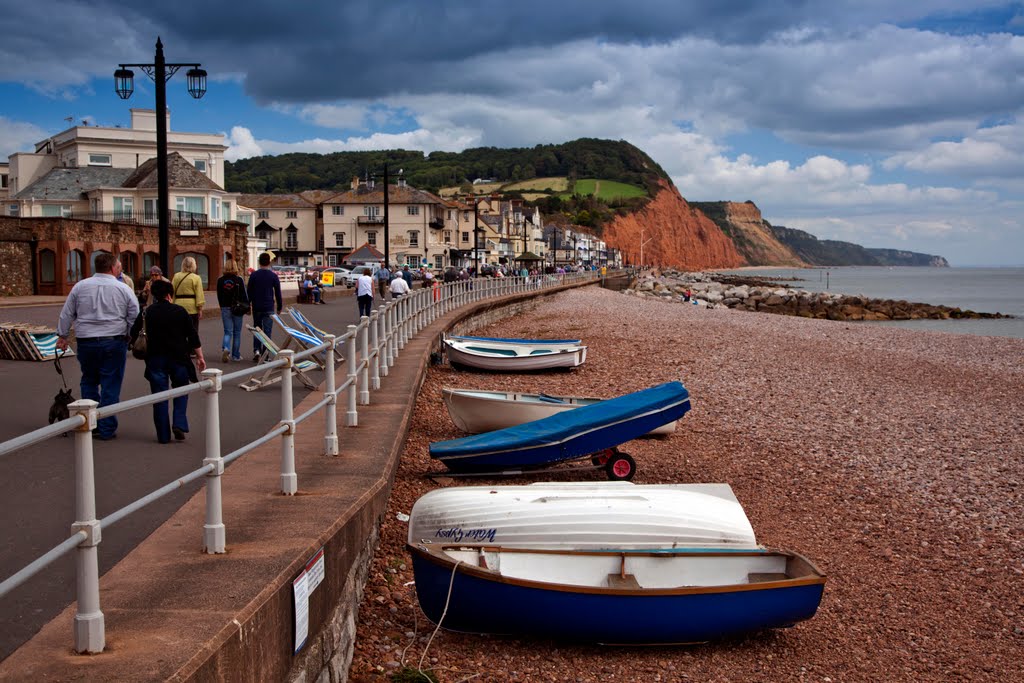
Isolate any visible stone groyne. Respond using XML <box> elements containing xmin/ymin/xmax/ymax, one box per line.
<box><xmin>625</xmin><ymin>270</ymin><xmax>1010</xmax><ymax>321</ymax></box>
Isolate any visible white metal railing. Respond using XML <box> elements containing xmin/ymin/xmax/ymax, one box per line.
<box><xmin>0</xmin><ymin>271</ymin><xmax>596</xmax><ymax>654</ymax></box>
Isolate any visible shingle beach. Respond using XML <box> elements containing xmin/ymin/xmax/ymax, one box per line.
<box><xmin>350</xmin><ymin>285</ymin><xmax>1024</xmax><ymax>682</ymax></box>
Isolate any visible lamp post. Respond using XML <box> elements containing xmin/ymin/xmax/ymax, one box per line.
<box><xmin>115</xmin><ymin>37</ymin><xmax>206</xmax><ymax>276</ymax></box>
<box><xmin>472</xmin><ymin>200</ymin><xmax>480</xmax><ymax>277</ymax></box>
<box><xmin>375</xmin><ymin>163</ymin><xmax>403</xmax><ymax>267</ymax></box>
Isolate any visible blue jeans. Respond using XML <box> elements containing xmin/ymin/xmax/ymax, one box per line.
<box><xmin>146</xmin><ymin>355</ymin><xmax>190</xmax><ymax>443</ymax></box>
<box><xmin>221</xmin><ymin>308</ymin><xmax>244</xmax><ymax>360</ymax></box>
<box><xmin>357</xmin><ymin>295</ymin><xmax>373</xmax><ymax>318</ymax></box>
<box><xmin>76</xmin><ymin>337</ymin><xmax>127</xmax><ymax>439</ymax></box>
<box><xmin>252</xmin><ymin>310</ymin><xmax>274</xmax><ymax>356</ymax></box>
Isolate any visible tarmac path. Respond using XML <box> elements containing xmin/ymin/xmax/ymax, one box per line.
<box><xmin>0</xmin><ymin>287</ymin><xmax>380</xmax><ymax>661</ymax></box>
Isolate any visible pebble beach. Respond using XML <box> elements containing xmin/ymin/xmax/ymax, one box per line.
<box><xmin>349</xmin><ymin>285</ymin><xmax>1024</xmax><ymax>682</ymax></box>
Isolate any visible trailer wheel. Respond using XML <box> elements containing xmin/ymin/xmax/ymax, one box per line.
<box><xmin>591</xmin><ymin>449</ymin><xmax>614</xmax><ymax>467</ymax></box>
<box><xmin>605</xmin><ymin>452</ymin><xmax>636</xmax><ymax>481</ymax></box>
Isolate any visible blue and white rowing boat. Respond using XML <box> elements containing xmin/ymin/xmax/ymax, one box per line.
<box><xmin>443</xmin><ymin>337</ymin><xmax>587</xmax><ymax>372</ymax></box>
<box><xmin>429</xmin><ymin>381</ymin><xmax>692</xmax><ymax>479</ymax></box>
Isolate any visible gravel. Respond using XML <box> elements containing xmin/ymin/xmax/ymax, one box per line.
<box><xmin>349</xmin><ymin>286</ymin><xmax>1024</xmax><ymax>682</ymax></box>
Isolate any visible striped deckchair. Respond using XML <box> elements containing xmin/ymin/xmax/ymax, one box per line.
<box><xmin>0</xmin><ymin>324</ymin><xmax>75</xmax><ymax>361</ymax></box>
<box><xmin>238</xmin><ymin>325</ymin><xmax>320</xmax><ymax>392</ymax></box>
<box><xmin>285</xmin><ymin>307</ymin><xmax>344</xmax><ymax>362</ymax></box>
<box><xmin>269</xmin><ymin>314</ymin><xmax>330</xmax><ymax>369</ymax></box>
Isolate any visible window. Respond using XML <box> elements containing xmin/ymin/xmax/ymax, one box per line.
<box><xmin>328</xmin><ymin>254</ymin><xmax>338</xmax><ymax>267</ymax></box>
<box><xmin>174</xmin><ymin>253</ymin><xmax>209</xmax><ymax>288</ymax></box>
<box><xmin>143</xmin><ymin>198</ymin><xmax>157</xmax><ymax>220</ymax></box>
<box><xmin>42</xmin><ymin>204</ymin><xmax>74</xmax><ymax>217</ymax></box>
<box><xmin>39</xmin><ymin>250</ymin><xmax>56</xmax><ymax>283</ymax></box>
<box><xmin>0</xmin><ymin>174</ymin><xmax>8</xmax><ymax>189</ymax></box>
<box><xmin>121</xmin><ymin>251</ymin><xmax>138</xmax><ymax>280</ymax></box>
<box><xmin>238</xmin><ymin>212</ymin><xmax>253</xmax><ymax>227</ymax></box>
<box><xmin>286</xmin><ymin>210</ymin><xmax>297</xmax><ymax>219</ymax></box>
<box><xmin>88</xmin><ymin>153</ymin><xmax>111</xmax><ymax>167</ymax></box>
<box><xmin>407</xmin><ymin>206</ymin><xmax>420</xmax><ymax>216</ymax></box>
<box><xmin>331</xmin><ymin>206</ymin><xmax>344</xmax><ymax>216</ymax></box>
<box><xmin>443</xmin><ymin>230</ymin><xmax>451</xmax><ymax>242</ymax></box>
<box><xmin>364</xmin><ymin>206</ymin><xmax>380</xmax><ymax>217</ymax></box>
<box><xmin>367</xmin><ymin>231</ymin><xmax>377</xmax><ymax>246</ymax></box>
<box><xmin>175</xmin><ymin>196</ymin><xmax>204</xmax><ymax>214</ymax></box>
<box><xmin>66</xmin><ymin>250</ymin><xmax>84</xmax><ymax>283</ymax></box>
<box><xmin>143</xmin><ymin>252</ymin><xmax>159</xmax><ymax>273</ymax></box>
<box><xmin>8</xmin><ymin>204</ymin><xmax>18</xmax><ymax>217</ymax></box>
<box><xmin>462</xmin><ymin>231</ymin><xmax>469</xmax><ymax>242</ymax></box>
<box><xmin>408</xmin><ymin>231</ymin><xmax>419</xmax><ymax>247</ymax></box>
<box><xmin>210</xmin><ymin>198</ymin><xmax>221</xmax><ymax>221</ymax></box>
<box><xmin>334</xmin><ymin>232</ymin><xmax>345</xmax><ymax>247</ymax></box>
<box><xmin>407</xmin><ymin>255</ymin><xmax>420</xmax><ymax>268</ymax></box>
<box><xmin>258</xmin><ymin>210</ymin><xmax>269</xmax><ymax>219</ymax></box>
<box><xmin>194</xmin><ymin>159</ymin><xmax>207</xmax><ymax>173</ymax></box>
<box><xmin>434</xmin><ymin>255</ymin><xmax>444</xmax><ymax>269</ymax></box>
<box><xmin>222</xmin><ymin>201</ymin><xmax>231</xmax><ymax>221</ymax></box>
<box><xmin>286</xmin><ymin>227</ymin><xmax>298</xmax><ymax>249</ymax></box>
<box><xmin>447</xmin><ymin>210</ymin><xmax>453</xmax><ymax>219</ymax></box>
<box><xmin>113</xmin><ymin>197</ymin><xmax>133</xmax><ymax>218</ymax></box>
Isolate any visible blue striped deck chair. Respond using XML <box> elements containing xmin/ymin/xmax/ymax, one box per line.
<box><xmin>285</xmin><ymin>307</ymin><xmax>344</xmax><ymax>362</ymax></box>
<box><xmin>239</xmin><ymin>325</ymin><xmax>320</xmax><ymax>392</ymax></box>
<box><xmin>270</xmin><ymin>314</ymin><xmax>330</xmax><ymax>369</ymax></box>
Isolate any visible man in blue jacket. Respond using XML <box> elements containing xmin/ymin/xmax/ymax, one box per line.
<box><xmin>246</xmin><ymin>252</ymin><xmax>283</xmax><ymax>362</ymax></box>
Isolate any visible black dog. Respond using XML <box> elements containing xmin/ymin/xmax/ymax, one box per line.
<box><xmin>48</xmin><ymin>388</ymin><xmax>75</xmax><ymax>432</ymax></box>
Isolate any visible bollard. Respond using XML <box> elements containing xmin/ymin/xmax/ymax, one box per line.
<box><xmin>358</xmin><ymin>317</ymin><xmax>370</xmax><ymax>404</ymax></box>
<box><xmin>369</xmin><ymin>311</ymin><xmax>381</xmax><ymax>390</ymax></box>
<box><xmin>279</xmin><ymin>349</ymin><xmax>297</xmax><ymax>495</ymax></box>
<box><xmin>202</xmin><ymin>369</ymin><xmax>226</xmax><ymax>553</ymax></box>
<box><xmin>323</xmin><ymin>335</ymin><xmax>338</xmax><ymax>455</ymax></box>
<box><xmin>69</xmin><ymin>399</ymin><xmax>104</xmax><ymax>654</ymax></box>
<box><xmin>345</xmin><ymin>325</ymin><xmax>358</xmax><ymax>426</ymax></box>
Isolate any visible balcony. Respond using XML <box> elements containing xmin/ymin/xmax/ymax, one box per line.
<box><xmin>428</xmin><ymin>218</ymin><xmax>444</xmax><ymax>229</ymax></box>
<box><xmin>73</xmin><ymin>210</ymin><xmax>218</xmax><ymax>229</ymax></box>
<box><xmin>358</xmin><ymin>216</ymin><xmax>384</xmax><ymax>225</ymax></box>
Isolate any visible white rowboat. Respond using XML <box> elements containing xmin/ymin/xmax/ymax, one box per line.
<box><xmin>443</xmin><ymin>338</ymin><xmax>587</xmax><ymax>371</ymax></box>
<box><xmin>442</xmin><ymin>387</ymin><xmax>678</xmax><ymax>435</ymax></box>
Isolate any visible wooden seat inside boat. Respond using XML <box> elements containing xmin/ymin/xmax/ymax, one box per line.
<box><xmin>607</xmin><ymin>573</ymin><xmax>641</xmax><ymax>589</ymax></box>
<box><xmin>747</xmin><ymin>572</ymin><xmax>788</xmax><ymax>583</ymax></box>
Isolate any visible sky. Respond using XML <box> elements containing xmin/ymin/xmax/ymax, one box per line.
<box><xmin>2</xmin><ymin>1</ymin><xmax>1023</xmax><ymax>266</ymax></box>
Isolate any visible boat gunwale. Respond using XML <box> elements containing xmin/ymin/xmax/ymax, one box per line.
<box><xmin>409</xmin><ymin>543</ymin><xmax>827</xmax><ymax>597</ymax></box>
<box><xmin>444</xmin><ymin>339</ymin><xmax>588</xmax><ymax>358</ymax></box>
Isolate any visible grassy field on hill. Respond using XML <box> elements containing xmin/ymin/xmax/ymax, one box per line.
<box><xmin>441</xmin><ymin>176</ymin><xmax>647</xmax><ymax>202</ymax></box>
<box><xmin>569</xmin><ymin>179</ymin><xmax>647</xmax><ymax>201</ymax></box>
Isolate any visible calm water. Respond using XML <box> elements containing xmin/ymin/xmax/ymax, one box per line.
<box><xmin>719</xmin><ymin>266</ymin><xmax>1024</xmax><ymax>339</ymax></box>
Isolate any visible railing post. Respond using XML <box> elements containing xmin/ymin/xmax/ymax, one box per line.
<box><xmin>399</xmin><ymin>295</ymin><xmax>408</xmax><ymax>349</ymax></box>
<box><xmin>69</xmin><ymin>399</ymin><xmax>104</xmax><ymax>654</ymax></box>
<box><xmin>376</xmin><ymin>308</ymin><xmax>389</xmax><ymax>377</ymax></box>
<box><xmin>201</xmin><ymin>369</ymin><xmax>226</xmax><ymax>554</ymax></box>
<box><xmin>279</xmin><ymin>349</ymin><xmax>297</xmax><ymax>495</ymax></box>
<box><xmin>386</xmin><ymin>301</ymin><xmax>396</xmax><ymax>368</ymax></box>
<box><xmin>369</xmin><ymin>311</ymin><xmax>381</xmax><ymax>390</ymax></box>
<box><xmin>346</xmin><ymin>325</ymin><xmax>358</xmax><ymax>426</ymax></box>
<box><xmin>358</xmin><ymin>317</ymin><xmax>370</xmax><ymax>404</ymax></box>
<box><xmin>323</xmin><ymin>335</ymin><xmax>338</xmax><ymax>455</ymax></box>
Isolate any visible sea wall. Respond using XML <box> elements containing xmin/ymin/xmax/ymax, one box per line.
<box><xmin>627</xmin><ymin>270</ymin><xmax>1008</xmax><ymax>321</ymax></box>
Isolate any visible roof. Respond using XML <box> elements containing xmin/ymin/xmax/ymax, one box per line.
<box><xmin>342</xmin><ymin>243</ymin><xmax>385</xmax><ymax>263</ymax></box>
<box><xmin>299</xmin><ymin>189</ymin><xmax>340</xmax><ymax>205</ymax></box>
<box><xmin>121</xmin><ymin>152</ymin><xmax>223</xmax><ymax>191</ymax></box>
<box><xmin>327</xmin><ymin>183</ymin><xmax>443</xmax><ymax>206</ymax></box>
<box><xmin>236</xmin><ymin>193</ymin><xmax>317</xmax><ymax>209</ymax></box>
<box><xmin>14</xmin><ymin>167</ymin><xmax>133</xmax><ymax>200</ymax></box>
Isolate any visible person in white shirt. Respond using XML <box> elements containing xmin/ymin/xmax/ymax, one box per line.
<box><xmin>389</xmin><ymin>274</ymin><xmax>410</xmax><ymax>298</ymax></box>
<box><xmin>356</xmin><ymin>272</ymin><xmax>374</xmax><ymax>317</ymax></box>
<box><xmin>55</xmin><ymin>253</ymin><xmax>140</xmax><ymax>441</ymax></box>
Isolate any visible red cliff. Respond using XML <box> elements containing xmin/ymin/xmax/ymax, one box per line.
<box><xmin>602</xmin><ymin>180</ymin><xmax>745</xmax><ymax>270</ymax></box>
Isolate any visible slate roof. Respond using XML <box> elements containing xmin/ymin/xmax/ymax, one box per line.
<box><xmin>342</xmin><ymin>243</ymin><xmax>385</xmax><ymax>263</ymax></box>
<box><xmin>121</xmin><ymin>152</ymin><xmax>223</xmax><ymax>190</ymax></box>
<box><xmin>14</xmin><ymin>167</ymin><xmax>133</xmax><ymax>200</ymax></box>
<box><xmin>328</xmin><ymin>184</ymin><xmax>443</xmax><ymax>206</ymax></box>
<box><xmin>299</xmin><ymin>189</ymin><xmax>340</xmax><ymax>205</ymax></box>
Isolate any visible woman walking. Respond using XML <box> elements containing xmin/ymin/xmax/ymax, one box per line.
<box><xmin>130</xmin><ymin>279</ymin><xmax>206</xmax><ymax>443</ymax></box>
<box><xmin>171</xmin><ymin>256</ymin><xmax>205</xmax><ymax>332</ymax></box>
<box><xmin>216</xmin><ymin>259</ymin><xmax>249</xmax><ymax>362</ymax></box>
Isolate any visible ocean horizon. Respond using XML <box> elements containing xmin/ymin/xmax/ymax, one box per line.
<box><xmin>719</xmin><ymin>265</ymin><xmax>1024</xmax><ymax>339</ymax></box>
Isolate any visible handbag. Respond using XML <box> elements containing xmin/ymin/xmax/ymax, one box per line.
<box><xmin>230</xmin><ymin>278</ymin><xmax>249</xmax><ymax>316</ymax></box>
<box><xmin>131</xmin><ymin>310</ymin><xmax>148</xmax><ymax>360</ymax></box>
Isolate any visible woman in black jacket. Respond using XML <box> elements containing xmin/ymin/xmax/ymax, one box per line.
<box><xmin>216</xmin><ymin>259</ymin><xmax>249</xmax><ymax>362</ymax></box>
<box><xmin>131</xmin><ymin>279</ymin><xmax>207</xmax><ymax>443</ymax></box>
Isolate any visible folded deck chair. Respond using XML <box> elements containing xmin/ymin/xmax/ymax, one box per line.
<box><xmin>285</xmin><ymin>307</ymin><xmax>345</xmax><ymax>362</ymax></box>
<box><xmin>270</xmin><ymin>314</ymin><xmax>330</xmax><ymax>369</ymax></box>
<box><xmin>238</xmin><ymin>325</ymin><xmax>321</xmax><ymax>392</ymax></box>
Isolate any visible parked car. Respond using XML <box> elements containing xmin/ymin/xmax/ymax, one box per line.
<box><xmin>343</xmin><ymin>265</ymin><xmax>379</xmax><ymax>288</ymax></box>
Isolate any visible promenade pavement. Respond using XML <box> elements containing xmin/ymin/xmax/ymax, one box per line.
<box><xmin>0</xmin><ymin>283</ymin><xmax>392</xmax><ymax>661</ymax></box>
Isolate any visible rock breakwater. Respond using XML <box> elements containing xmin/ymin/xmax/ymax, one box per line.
<box><xmin>625</xmin><ymin>270</ymin><xmax>1010</xmax><ymax>321</ymax></box>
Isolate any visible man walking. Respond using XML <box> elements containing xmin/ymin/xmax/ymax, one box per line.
<box><xmin>356</xmin><ymin>268</ymin><xmax>374</xmax><ymax>318</ymax></box>
<box><xmin>374</xmin><ymin>264</ymin><xmax>391</xmax><ymax>300</ymax></box>
<box><xmin>55</xmin><ymin>253</ymin><xmax>140</xmax><ymax>441</ymax></box>
<box><xmin>246</xmin><ymin>252</ymin><xmax>283</xmax><ymax>362</ymax></box>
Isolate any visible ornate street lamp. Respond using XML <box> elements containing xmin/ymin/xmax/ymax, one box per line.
<box><xmin>114</xmin><ymin>37</ymin><xmax>207</xmax><ymax>276</ymax></box>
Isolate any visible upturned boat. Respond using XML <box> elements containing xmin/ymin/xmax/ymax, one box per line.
<box><xmin>407</xmin><ymin>482</ymin><xmax>757</xmax><ymax>550</ymax></box>
<box><xmin>408</xmin><ymin>543</ymin><xmax>826</xmax><ymax>644</ymax></box>
<box><xmin>443</xmin><ymin>338</ymin><xmax>587</xmax><ymax>372</ymax></box>
<box><xmin>442</xmin><ymin>387</ymin><xmax>677</xmax><ymax>435</ymax></box>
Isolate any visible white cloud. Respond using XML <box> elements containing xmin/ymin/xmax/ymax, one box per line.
<box><xmin>884</xmin><ymin>121</ymin><xmax>1024</xmax><ymax>177</ymax></box>
<box><xmin>224</xmin><ymin>126</ymin><xmax>263</xmax><ymax>161</ymax></box>
<box><xmin>0</xmin><ymin>117</ymin><xmax>49</xmax><ymax>158</ymax></box>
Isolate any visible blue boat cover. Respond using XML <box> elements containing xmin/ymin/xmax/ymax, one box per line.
<box><xmin>451</xmin><ymin>335</ymin><xmax>583</xmax><ymax>345</ymax></box>
<box><xmin>430</xmin><ymin>381</ymin><xmax>691</xmax><ymax>470</ymax></box>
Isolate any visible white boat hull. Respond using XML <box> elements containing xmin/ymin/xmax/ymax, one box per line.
<box><xmin>444</xmin><ymin>339</ymin><xmax>587</xmax><ymax>371</ymax></box>
<box><xmin>407</xmin><ymin>482</ymin><xmax>759</xmax><ymax>550</ymax></box>
<box><xmin>442</xmin><ymin>388</ymin><xmax>677</xmax><ymax>435</ymax></box>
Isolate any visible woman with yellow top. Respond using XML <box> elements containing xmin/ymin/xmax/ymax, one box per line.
<box><xmin>171</xmin><ymin>256</ymin><xmax>205</xmax><ymax>332</ymax></box>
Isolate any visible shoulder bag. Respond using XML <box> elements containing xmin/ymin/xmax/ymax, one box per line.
<box><xmin>131</xmin><ymin>309</ymin><xmax>148</xmax><ymax>360</ymax></box>
<box><xmin>231</xmin><ymin>278</ymin><xmax>250</xmax><ymax>317</ymax></box>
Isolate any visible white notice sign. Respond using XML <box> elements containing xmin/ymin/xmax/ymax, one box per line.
<box><xmin>306</xmin><ymin>547</ymin><xmax>325</xmax><ymax>593</ymax></box>
<box><xmin>293</xmin><ymin>571</ymin><xmax>309</xmax><ymax>653</ymax></box>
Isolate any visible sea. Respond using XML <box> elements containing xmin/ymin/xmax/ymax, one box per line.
<box><xmin>718</xmin><ymin>266</ymin><xmax>1024</xmax><ymax>340</ymax></box>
